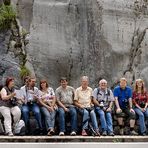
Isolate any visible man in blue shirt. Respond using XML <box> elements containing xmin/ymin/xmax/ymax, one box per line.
<box><xmin>114</xmin><ymin>78</ymin><xmax>138</xmax><ymax>135</ymax></box>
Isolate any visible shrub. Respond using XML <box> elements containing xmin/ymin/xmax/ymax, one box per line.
<box><xmin>20</xmin><ymin>65</ymin><xmax>30</xmax><ymax>79</ymax></box>
<box><xmin>0</xmin><ymin>4</ymin><xmax>16</xmax><ymax>30</ymax></box>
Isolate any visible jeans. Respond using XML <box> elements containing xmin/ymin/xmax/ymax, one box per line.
<box><xmin>41</xmin><ymin>107</ymin><xmax>56</xmax><ymax>130</ymax></box>
<box><xmin>21</xmin><ymin>103</ymin><xmax>43</xmax><ymax>129</ymax></box>
<box><xmin>134</xmin><ymin>107</ymin><xmax>148</xmax><ymax>134</ymax></box>
<box><xmin>58</xmin><ymin>106</ymin><xmax>77</xmax><ymax>132</ymax></box>
<box><xmin>95</xmin><ymin>107</ymin><xmax>113</xmax><ymax>133</ymax></box>
<box><xmin>78</xmin><ymin>108</ymin><xmax>99</xmax><ymax>130</ymax></box>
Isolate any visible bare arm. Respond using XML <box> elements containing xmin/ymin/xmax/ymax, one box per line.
<box><xmin>50</xmin><ymin>96</ymin><xmax>56</xmax><ymax>107</ymax></box>
<box><xmin>108</xmin><ymin>101</ymin><xmax>113</xmax><ymax>109</ymax></box>
<box><xmin>57</xmin><ymin>100</ymin><xmax>68</xmax><ymax>112</ymax></box>
<box><xmin>74</xmin><ymin>100</ymin><xmax>84</xmax><ymax>109</ymax></box>
<box><xmin>39</xmin><ymin>99</ymin><xmax>49</xmax><ymax>108</ymax></box>
<box><xmin>114</xmin><ymin>97</ymin><xmax>122</xmax><ymax>113</ymax></box>
<box><xmin>92</xmin><ymin>98</ymin><xmax>100</xmax><ymax>106</ymax></box>
<box><xmin>129</xmin><ymin>98</ymin><xmax>135</xmax><ymax>112</ymax></box>
<box><xmin>1</xmin><ymin>88</ymin><xmax>16</xmax><ymax>101</ymax></box>
<box><xmin>114</xmin><ymin>97</ymin><xmax>120</xmax><ymax>109</ymax></box>
<box><xmin>39</xmin><ymin>99</ymin><xmax>54</xmax><ymax>112</ymax></box>
<box><xmin>129</xmin><ymin>98</ymin><xmax>133</xmax><ymax>109</ymax></box>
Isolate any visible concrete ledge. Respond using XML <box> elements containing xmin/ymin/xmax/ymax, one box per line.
<box><xmin>0</xmin><ymin>136</ymin><xmax>148</xmax><ymax>142</ymax></box>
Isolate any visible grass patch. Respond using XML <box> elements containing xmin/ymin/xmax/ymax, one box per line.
<box><xmin>20</xmin><ymin>65</ymin><xmax>30</xmax><ymax>79</ymax></box>
<box><xmin>0</xmin><ymin>4</ymin><xmax>16</xmax><ymax>30</ymax></box>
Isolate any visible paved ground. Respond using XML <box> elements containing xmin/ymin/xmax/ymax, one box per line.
<box><xmin>0</xmin><ymin>136</ymin><xmax>147</xmax><ymax>142</ymax></box>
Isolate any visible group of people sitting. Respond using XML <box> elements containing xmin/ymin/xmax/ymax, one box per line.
<box><xmin>0</xmin><ymin>76</ymin><xmax>147</xmax><ymax>136</ymax></box>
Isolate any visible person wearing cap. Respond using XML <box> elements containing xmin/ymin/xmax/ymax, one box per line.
<box><xmin>0</xmin><ymin>77</ymin><xmax>21</xmax><ymax>136</ymax></box>
<box><xmin>113</xmin><ymin>77</ymin><xmax>138</xmax><ymax>135</ymax></box>
<box><xmin>55</xmin><ymin>77</ymin><xmax>77</xmax><ymax>136</ymax></box>
<box><xmin>133</xmin><ymin>79</ymin><xmax>148</xmax><ymax>135</ymax></box>
<box><xmin>92</xmin><ymin>79</ymin><xmax>114</xmax><ymax>136</ymax></box>
<box><xmin>74</xmin><ymin>76</ymin><xmax>100</xmax><ymax>136</ymax></box>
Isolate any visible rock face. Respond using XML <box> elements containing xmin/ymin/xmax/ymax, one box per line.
<box><xmin>1</xmin><ymin>0</ymin><xmax>148</xmax><ymax>89</ymax></box>
<box><xmin>0</xmin><ymin>29</ymin><xmax>21</xmax><ymax>86</ymax></box>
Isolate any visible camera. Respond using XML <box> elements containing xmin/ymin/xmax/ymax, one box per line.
<box><xmin>10</xmin><ymin>97</ymin><xmax>17</xmax><ymax>106</ymax></box>
<box><xmin>99</xmin><ymin>100</ymin><xmax>106</xmax><ymax>110</ymax></box>
<box><xmin>99</xmin><ymin>101</ymin><xmax>104</xmax><ymax>108</ymax></box>
<box><xmin>139</xmin><ymin>101</ymin><xmax>145</xmax><ymax>108</ymax></box>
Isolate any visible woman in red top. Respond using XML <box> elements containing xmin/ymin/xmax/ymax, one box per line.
<box><xmin>133</xmin><ymin>79</ymin><xmax>148</xmax><ymax>135</ymax></box>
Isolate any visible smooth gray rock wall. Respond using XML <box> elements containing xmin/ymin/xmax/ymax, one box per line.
<box><xmin>0</xmin><ymin>0</ymin><xmax>148</xmax><ymax>89</ymax></box>
<box><xmin>26</xmin><ymin>0</ymin><xmax>148</xmax><ymax>89</ymax></box>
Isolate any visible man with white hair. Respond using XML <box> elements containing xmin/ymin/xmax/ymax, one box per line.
<box><xmin>114</xmin><ymin>77</ymin><xmax>138</xmax><ymax>135</ymax></box>
<box><xmin>93</xmin><ymin>79</ymin><xmax>114</xmax><ymax>136</ymax></box>
<box><xmin>74</xmin><ymin>76</ymin><xmax>100</xmax><ymax>136</ymax></box>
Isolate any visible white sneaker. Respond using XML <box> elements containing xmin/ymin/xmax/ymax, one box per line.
<box><xmin>59</xmin><ymin>132</ymin><xmax>64</xmax><ymax>136</ymax></box>
<box><xmin>7</xmin><ymin>132</ymin><xmax>14</xmax><ymax>136</ymax></box>
<box><xmin>70</xmin><ymin>131</ymin><xmax>76</xmax><ymax>136</ymax></box>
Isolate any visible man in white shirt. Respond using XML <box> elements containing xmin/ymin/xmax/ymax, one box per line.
<box><xmin>74</xmin><ymin>76</ymin><xmax>100</xmax><ymax>136</ymax></box>
<box><xmin>21</xmin><ymin>77</ymin><xmax>43</xmax><ymax>134</ymax></box>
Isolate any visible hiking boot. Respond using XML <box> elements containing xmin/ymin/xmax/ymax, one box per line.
<box><xmin>130</xmin><ymin>130</ymin><xmax>138</xmax><ymax>136</ymax></box>
<box><xmin>70</xmin><ymin>131</ymin><xmax>76</xmax><ymax>136</ymax></box>
<box><xmin>81</xmin><ymin>129</ymin><xmax>88</xmax><ymax>136</ymax></box>
<box><xmin>108</xmin><ymin>132</ymin><xmax>115</xmax><ymax>136</ymax></box>
<box><xmin>119</xmin><ymin>128</ymin><xmax>124</xmax><ymax>135</ymax></box>
<box><xmin>102</xmin><ymin>131</ymin><xmax>107</xmax><ymax>136</ymax></box>
<box><xmin>59</xmin><ymin>132</ymin><xmax>65</xmax><ymax>136</ymax></box>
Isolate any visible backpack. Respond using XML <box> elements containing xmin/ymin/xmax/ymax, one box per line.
<box><xmin>82</xmin><ymin>109</ymin><xmax>99</xmax><ymax>136</ymax></box>
<box><xmin>87</xmin><ymin>122</ymin><xmax>98</xmax><ymax>136</ymax></box>
<box><xmin>97</xmin><ymin>88</ymin><xmax>110</xmax><ymax>96</ymax></box>
<box><xmin>14</xmin><ymin>120</ymin><xmax>26</xmax><ymax>136</ymax></box>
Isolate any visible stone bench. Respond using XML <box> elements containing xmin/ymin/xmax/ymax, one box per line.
<box><xmin>0</xmin><ymin>135</ymin><xmax>147</xmax><ymax>142</ymax></box>
<box><xmin>0</xmin><ymin>110</ymin><xmax>146</xmax><ymax>136</ymax></box>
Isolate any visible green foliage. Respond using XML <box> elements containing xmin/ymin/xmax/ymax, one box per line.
<box><xmin>20</xmin><ymin>65</ymin><xmax>30</xmax><ymax>79</ymax></box>
<box><xmin>0</xmin><ymin>4</ymin><xmax>16</xmax><ymax>30</ymax></box>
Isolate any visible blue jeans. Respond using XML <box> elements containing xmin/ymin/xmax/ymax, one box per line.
<box><xmin>58</xmin><ymin>106</ymin><xmax>77</xmax><ymax>132</ymax></box>
<box><xmin>95</xmin><ymin>107</ymin><xmax>113</xmax><ymax>133</ymax></box>
<box><xmin>134</xmin><ymin>107</ymin><xmax>148</xmax><ymax>134</ymax></box>
<box><xmin>78</xmin><ymin>108</ymin><xmax>99</xmax><ymax>130</ymax></box>
<box><xmin>41</xmin><ymin>107</ymin><xmax>56</xmax><ymax>131</ymax></box>
<box><xmin>21</xmin><ymin>103</ymin><xmax>43</xmax><ymax>129</ymax></box>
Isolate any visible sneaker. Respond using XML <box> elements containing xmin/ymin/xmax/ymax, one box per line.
<box><xmin>108</xmin><ymin>132</ymin><xmax>115</xmax><ymax>136</ymax></box>
<box><xmin>102</xmin><ymin>131</ymin><xmax>107</xmax><ymax>136</ymax></box>
<box><xmin>6</xmin><ymin>132</ymin><xmax>14</xmax><ymax>136</ymax></box>
<box><xmin>130</xmin><ymin>130</ymin><xmax>138</xmax><ymax>136</ymax></box>
<box><xmin>119</xmin><ymin>128</ymin><xmax>124</xmax><ymax>135</ymax></box>
<box><xmin>81</xmin><ymin>129</ymin><xmax>88</xmax><ymax>136</ymax></box>
<box><xmin>70</xmin><ymin>131</ymin><xmax>76</xmax><ymax>136</ymax></box>
<box><xmin>95</xmin><ymin>129</ymin><xmax>100</xmax><ymax>136</ymax></box>
<box><xmin>47</xmin><ymin>129</ymin><xmax>55</xmax><ymax>136</ymax></box>
<box><xmin>59</xmin><ymin>132</ymin><xmax>65</xmax><ymax>136</ymax></box>
<box><xmin>141</xmin><ymin>132</ymin><xmax>146</xmax><ymax>136</ymax></box>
